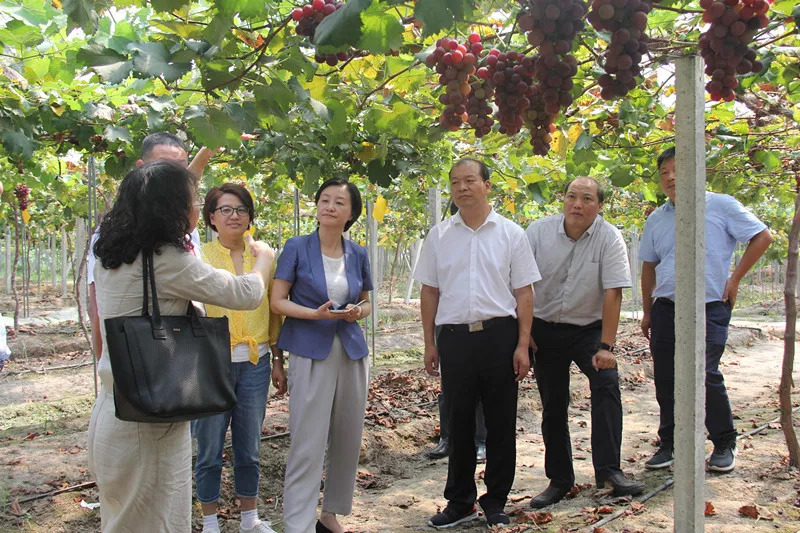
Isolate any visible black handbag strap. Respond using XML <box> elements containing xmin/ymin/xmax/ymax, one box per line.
<box><xmin>142</xmin><ymin>248</ymin><xmax>206</xmax><ymax>340</ymax></box>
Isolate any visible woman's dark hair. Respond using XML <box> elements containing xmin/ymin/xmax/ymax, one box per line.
<box><xmin>203</xmin><ymin>183</ymin><xmax>255</xmax><ymax>232</ymax></box>
<box><xmin>94</xmin><ymin>160</ymin><xmax>196</xmax><ymax>270</ymax></box>
<box><xmin>314</xmin><ymin>178</ymin><xmax>362</xmax><ymax>232</ymax></box>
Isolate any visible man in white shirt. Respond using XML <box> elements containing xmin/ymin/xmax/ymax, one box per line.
<box><xmin>88</xmin><ymin>133</ymin><xmax>215</xmax><ymax>358</ymax></box>
<box><xmin>526</xmin><ymin>177</ymin><xmax>644</xmax><ymax>509</ymax></box>
<box><xmin>413</xmin><ymin>158</ymin><xmax>540</xmax><ymax>529</ymax></box>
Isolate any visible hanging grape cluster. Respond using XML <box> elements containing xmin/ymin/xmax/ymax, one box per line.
<box><xmin>427</xmin><ymin>35</ymin><xmax>485</xmax><ymax>132</ymax></box>
<box><xmin>291</xmin><ymin>0</ymin><xmax>350</xmax><ymax>66</ymax></box>
<box><xmin>484</xmin><ymin>49</ymin><xmax>536</xmax><ymax>136</ymax></box>
<box><xmin>517</xmin><ymin>0</ymin><xmax>586</xmax><ymax>153</ymax></box>
<box><xmin>698</xmin><ymin>0</ymin><xmax>768</xmax><ymax>101</ymax></box>
<box><xmin>14</xmin><ymin>184</ymin><xmax>30</xmax><ymax>211</ymax></box>
<box><xmin>587</xmin><ymin>0</ymin><xmax>654</xmax><ymax>99</ymax></box>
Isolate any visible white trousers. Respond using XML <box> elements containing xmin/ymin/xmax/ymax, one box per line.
<box><xmin>282</xmin><ymin>336</ymin><xmax>369</xmax><ymax>533</ymax></box>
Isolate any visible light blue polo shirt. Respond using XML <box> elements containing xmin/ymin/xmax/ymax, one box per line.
<box><xmin>639</xmin><ymin>192</ymin><xmax>767</xmax><ymax>303</ymax></box>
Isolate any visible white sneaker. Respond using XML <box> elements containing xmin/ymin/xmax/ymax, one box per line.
<box><xmin>240</xmin><ymin>520</ymin><xmax>278</xmax><ymax>533</ymax></box>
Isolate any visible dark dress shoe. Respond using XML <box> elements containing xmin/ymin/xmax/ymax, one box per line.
<box><xmin>529</xmin><ymin>484</ymin><xmax>571</xmax><ymax>508</ymax></box>
<box><xmin>426</xmin><ymin>437</ymin><xmax>449</xmax><ymax>459</ymax></box>
<box><xmin>315</xmin><ymin>520</ymin><xmax>352</xmax><ymax>533</ymax></box>
<box><xmin>603</xmin><ymin>470</ymin><xmax>645</xmax><ymax>497</ymax></box>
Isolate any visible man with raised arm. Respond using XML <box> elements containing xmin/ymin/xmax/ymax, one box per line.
<box><xmin>88</xmin><ymin>133</ymin><xmax>216</xmax><ymax>358</ymax></box>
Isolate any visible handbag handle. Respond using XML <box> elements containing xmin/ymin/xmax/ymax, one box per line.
<box><xmin>142</xmin><ymin>249</ymin><xmax>207</xmax><ymax>340</ymax></box>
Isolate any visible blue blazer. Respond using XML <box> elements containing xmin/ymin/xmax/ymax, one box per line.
<box><xmin>274</xmin><ymin>230</ymin><xmax>373</xmax><ymax>360</ymax></box>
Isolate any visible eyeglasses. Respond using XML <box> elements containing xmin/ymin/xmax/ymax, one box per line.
<box><xmin>213</xmin><ymin>206</ymin><xmax>250</xmax><ymax>217</ymax></box>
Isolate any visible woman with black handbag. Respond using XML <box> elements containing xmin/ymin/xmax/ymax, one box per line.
<box><xmin>88</xmin><ymin>160</ymin><xmax>275</xmax><ymax>532</ymax></box>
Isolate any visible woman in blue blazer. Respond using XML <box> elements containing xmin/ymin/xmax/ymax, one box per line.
<box><xmin>270</xmin><ymin>178</ymin><xmax>373</xmax><ymax>533</ymax></box>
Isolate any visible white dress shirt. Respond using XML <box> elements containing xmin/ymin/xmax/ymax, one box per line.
<box><xmin>413</xmin><ymin>208</ymin><xmax>541</xmax><ymax>325</ymax></box>
<box><xmin>526</xmin><ymin>214</ymin><xmax>631</xmax><ymax>326</ymax></box>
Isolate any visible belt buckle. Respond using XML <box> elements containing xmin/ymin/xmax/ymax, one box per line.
<box><xmin>468</xmin><ymin>320</ymin><xmax>484</xmax><ymax>332</ymax></box>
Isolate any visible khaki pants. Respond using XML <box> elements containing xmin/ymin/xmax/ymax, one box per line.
<box><xmin>88</xmin><ymin>390</ymin><xmax>191</xmax><ymax>533</ymax></box>
<box><xmin>282</xmin><ymin>336</ymin><xmax>369</xmax><ymax>533</ymax></box>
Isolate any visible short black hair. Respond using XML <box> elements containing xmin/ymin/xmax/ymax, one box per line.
<box><xmin>449</xmin><ymin>158</ymin><xmax>491</xmax><ymax>182</ymax></box>
<box><xmin>564</xmin><ymin>177</ymin><xmax>605</xmax><ymax>203</ymax></box>
<box><xmin>141</xmin><ymin>133</ymin><xmax>186</xmax><ymax>159</ymax></box>
<box><xmin>94</xmin><ymin>160</ymin><xmax>196</xmax><ymax>270</ymax></box>
<box><xmin>314</xmin><ymin>178</ymin><xmax>363</xmax><ymax>232</ymax></box>
<box><xmin>203</xmin><ymin>183</ymin><xmax>256</xmax><ymax>232</ymax></box>
<box><xmin>657</xmin><ymin>146</ymin><xmax>675</xmax><ymax>170</ymax></box>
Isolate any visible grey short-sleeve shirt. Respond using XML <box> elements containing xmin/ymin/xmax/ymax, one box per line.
<box><xmin>526</xmin><ymin>214</ymin><xmax>631</xmax><ymax>326</ymax></box>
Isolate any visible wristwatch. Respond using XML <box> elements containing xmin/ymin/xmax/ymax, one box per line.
<box><xmin>599</xmin><ymin>342</ymin><xmax>615</xmax><ymax>352</ymax></box>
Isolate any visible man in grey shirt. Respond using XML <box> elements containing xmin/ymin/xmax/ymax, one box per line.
<box><xmin>526</xmin><ymin>177</ymin><xmax>644</xmax><ymax>509</ymax></box>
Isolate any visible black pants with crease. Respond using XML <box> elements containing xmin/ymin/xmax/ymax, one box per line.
<box><xmin>438</xmin><ymin>316</ymin><xmax>519</xmax><ymax>514</ymax></box>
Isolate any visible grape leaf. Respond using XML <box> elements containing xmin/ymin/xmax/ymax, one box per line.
<box><xmin>358</xmin><ymin>1</ymin><xmax>404</xmax><ymax>54</ymax></box>
<box><xmin>128</xmin><ymin>41</ymin><xmax>191</xmax><ymax>82</ymax></box>
<box><xmin>314</xmin><ymin>0</ymin><xmax>372</xmax><ymax>52</ymax></box>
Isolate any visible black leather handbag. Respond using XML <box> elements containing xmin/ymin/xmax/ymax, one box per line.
<box><xmin>105</xmin><ymin>250</ymin><xmax>236</xmax><ymax>423</ymax></box>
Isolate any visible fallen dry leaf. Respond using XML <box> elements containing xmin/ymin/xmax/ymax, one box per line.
<box><xmin>739</xmin><ymin>504</ymin><xmax>759</xmax><ymax>519</ymax></box>
<box><xmin>9</xmin><ymin>499</ymin><xmax>24</xmax><ymax>516</ymax></box>
<box><xmin>705</xmin><ymin>501</ymin><xmax>717</xmax><ymax>516</ymax></box>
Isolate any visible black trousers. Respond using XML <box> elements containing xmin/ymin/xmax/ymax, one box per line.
<box><xmin>438</xmin><ymin>316</ymin><xmax>519</xmax><ymax>513</ymax></box>
<box><xmin>532</xmin><ymin>318</ymin><xmax>623</xmax><ymax>488</ymax></box>
<box><xmin>438</xmin><ymin>391</ymin><xmax>487</xmax><ymax>445</ymax></box>
<box><xmin>650</xmin><ymin>298</ymin><xmax>737</xmax><ymax>448</ymax></box>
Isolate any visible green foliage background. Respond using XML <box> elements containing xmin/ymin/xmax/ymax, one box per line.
<box><xmin>0</xmin><ymin>0</ymin><xmax>797</xmax><ymax>257</ymax></box>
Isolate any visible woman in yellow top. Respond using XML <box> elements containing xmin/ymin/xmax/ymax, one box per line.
<box><xmin>195</xmin><ymin>183</ymin><xmax>287</xmax><ymax>533</ymax></box>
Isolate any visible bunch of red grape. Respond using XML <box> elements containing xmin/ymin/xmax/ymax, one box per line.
<box><xmin>517</xmin><ymin>0</ymin><xmax>588</xmax><ymax>53</ymax></box>
<box><xmin>14</xmin><ymin>184</ymin><xmax>29</xmax><ymax>211</ymax></box>
<box><xmin>466</xmin><ymin>78</ymin><xmax>495</xmax><ymax>138</ymax></box>
<box><xmin>291</xmin><ymin>0</ymin><xmax>349</xmax><ymax>66</ymax></box>
<box><xmin>587</xmin><ymin>0</ymin><xmax>653</xmax><ymax>99</ymax></box>
<box><xmin>698</xmin><ymin>0</ymin><xmax>768</xmax><ymax>101</ymax></box>
<box><xmin>523</xmin><ymin>85</ymin><xmax>558</xmax><ymax>156</ymax></box>
<box><xmin>482</xmin><ymin>49</ymin><xmax>536</xmax><ymax>135</ymax></box>
<box><xmin>427</xmin><ymin>34</ymin><xmax>484</xmax><ymax>132</ymax></box>
<box><xmin>532</xmin><ymin>54</ymin><xmax>578</xmax><ymax>115</ymax></box>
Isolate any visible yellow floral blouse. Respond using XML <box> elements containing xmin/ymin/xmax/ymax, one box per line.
<box><xmin>200</xmin><ymin>238</ymin><xmax>283</xmax><ymax>364</ymax></box>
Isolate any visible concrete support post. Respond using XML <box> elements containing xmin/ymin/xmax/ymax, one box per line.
<box><xmin>366</xmin><ymin>201</ymin><xmax>378</xmax><ymax>366</ymax></box>
<box><xmin>75</xmin><ymin>218</ymin><xmax>88</xmax><ymax>325</ymax></box>
<box><xmin>60</xmin><ymin>227</ymin><xmax>68</xmax><ymax>296</ymax></box>
<box><xmin>630</xmin><ymin>232</ymin><xmax>639</xmax><ymax>320</ymax></box>
<box><xmin>50</xmin><ymin>233</ymin><xmax>56</xmax><ymax>287</ymax></box>
<box><xmin>404</xmin><ymin>239</ymin><xmax>423</xmax><ymax>303</ymax></box>
<box><xmin>673</xmin><ymin>55</ymin><xmax>706</xmax><ymax>533</ymax></box>
<box><xmin>293</xmin><ymin>187</ymin><xmax>300</xmax><ymax>237</ymax></box>
<box><xmin>4</xmin><ymin>228</ymin><xmax>10</xmax><ymax>294</ymax></box>
<box><xmin>427</xmin><ymin>187</ymin><xmax>441</xmax><ymax>229</ymax></box>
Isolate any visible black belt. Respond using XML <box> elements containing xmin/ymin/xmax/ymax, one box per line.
<box><xmin>442</xmin><ymin>315</ymin><xmax>514</xmax><ymax>333</ymax></box>
<box><xmin>533</xmin><ymin>318</ymin><xmax>602</xmax><ymax>330</ymax></box>
<box><xmin>655</xmin><ymin>298</ymin><xmax>729</xmax><ymax>309</ymax></box>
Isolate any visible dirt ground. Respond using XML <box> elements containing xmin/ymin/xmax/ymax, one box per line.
<box><xmin>1</xmin><ymin>299</ymin><xmax>800</xmax><ymax>533</ymax></box>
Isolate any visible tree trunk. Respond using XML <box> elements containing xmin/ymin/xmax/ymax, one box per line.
<box><xmin>11</xmin><ymin>206</ymin><xmax>20</xmax><ymax>332</ymax></box>
<box><xmin>780</xmin><ymin>186</ymin><xmax>800</xmax><ymax>467</ymax></box>
<box><xmin>387</xmin><ymin>239</ymin><xmax>403</xmax><ymax>304</ymax></box>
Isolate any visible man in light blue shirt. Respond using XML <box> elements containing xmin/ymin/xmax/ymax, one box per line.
<box><xmin>639</xmin><ymin>146</ymin><xmax>773</xmax><ymax>473</ymax></box>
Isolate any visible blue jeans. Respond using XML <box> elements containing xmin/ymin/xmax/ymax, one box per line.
<box><xmin>195</xmin><ymin>356</ymin><xmax>270</xmax><ymax>503</ymax></box>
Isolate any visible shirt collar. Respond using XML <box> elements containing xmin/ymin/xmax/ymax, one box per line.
<box><xmin>663</xmin><ymin>191</ymin><xmax>711</xmax><ymax>211</ymax></box>
<box><xmin>557</xmin><ymin>214</ymin><xmax>601</xmax><ymax>240</ymax></box>
<box><xmin>453</xmin><ymin>206</ymin><xmax>498</xmax><ymax>230</ymax></box>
